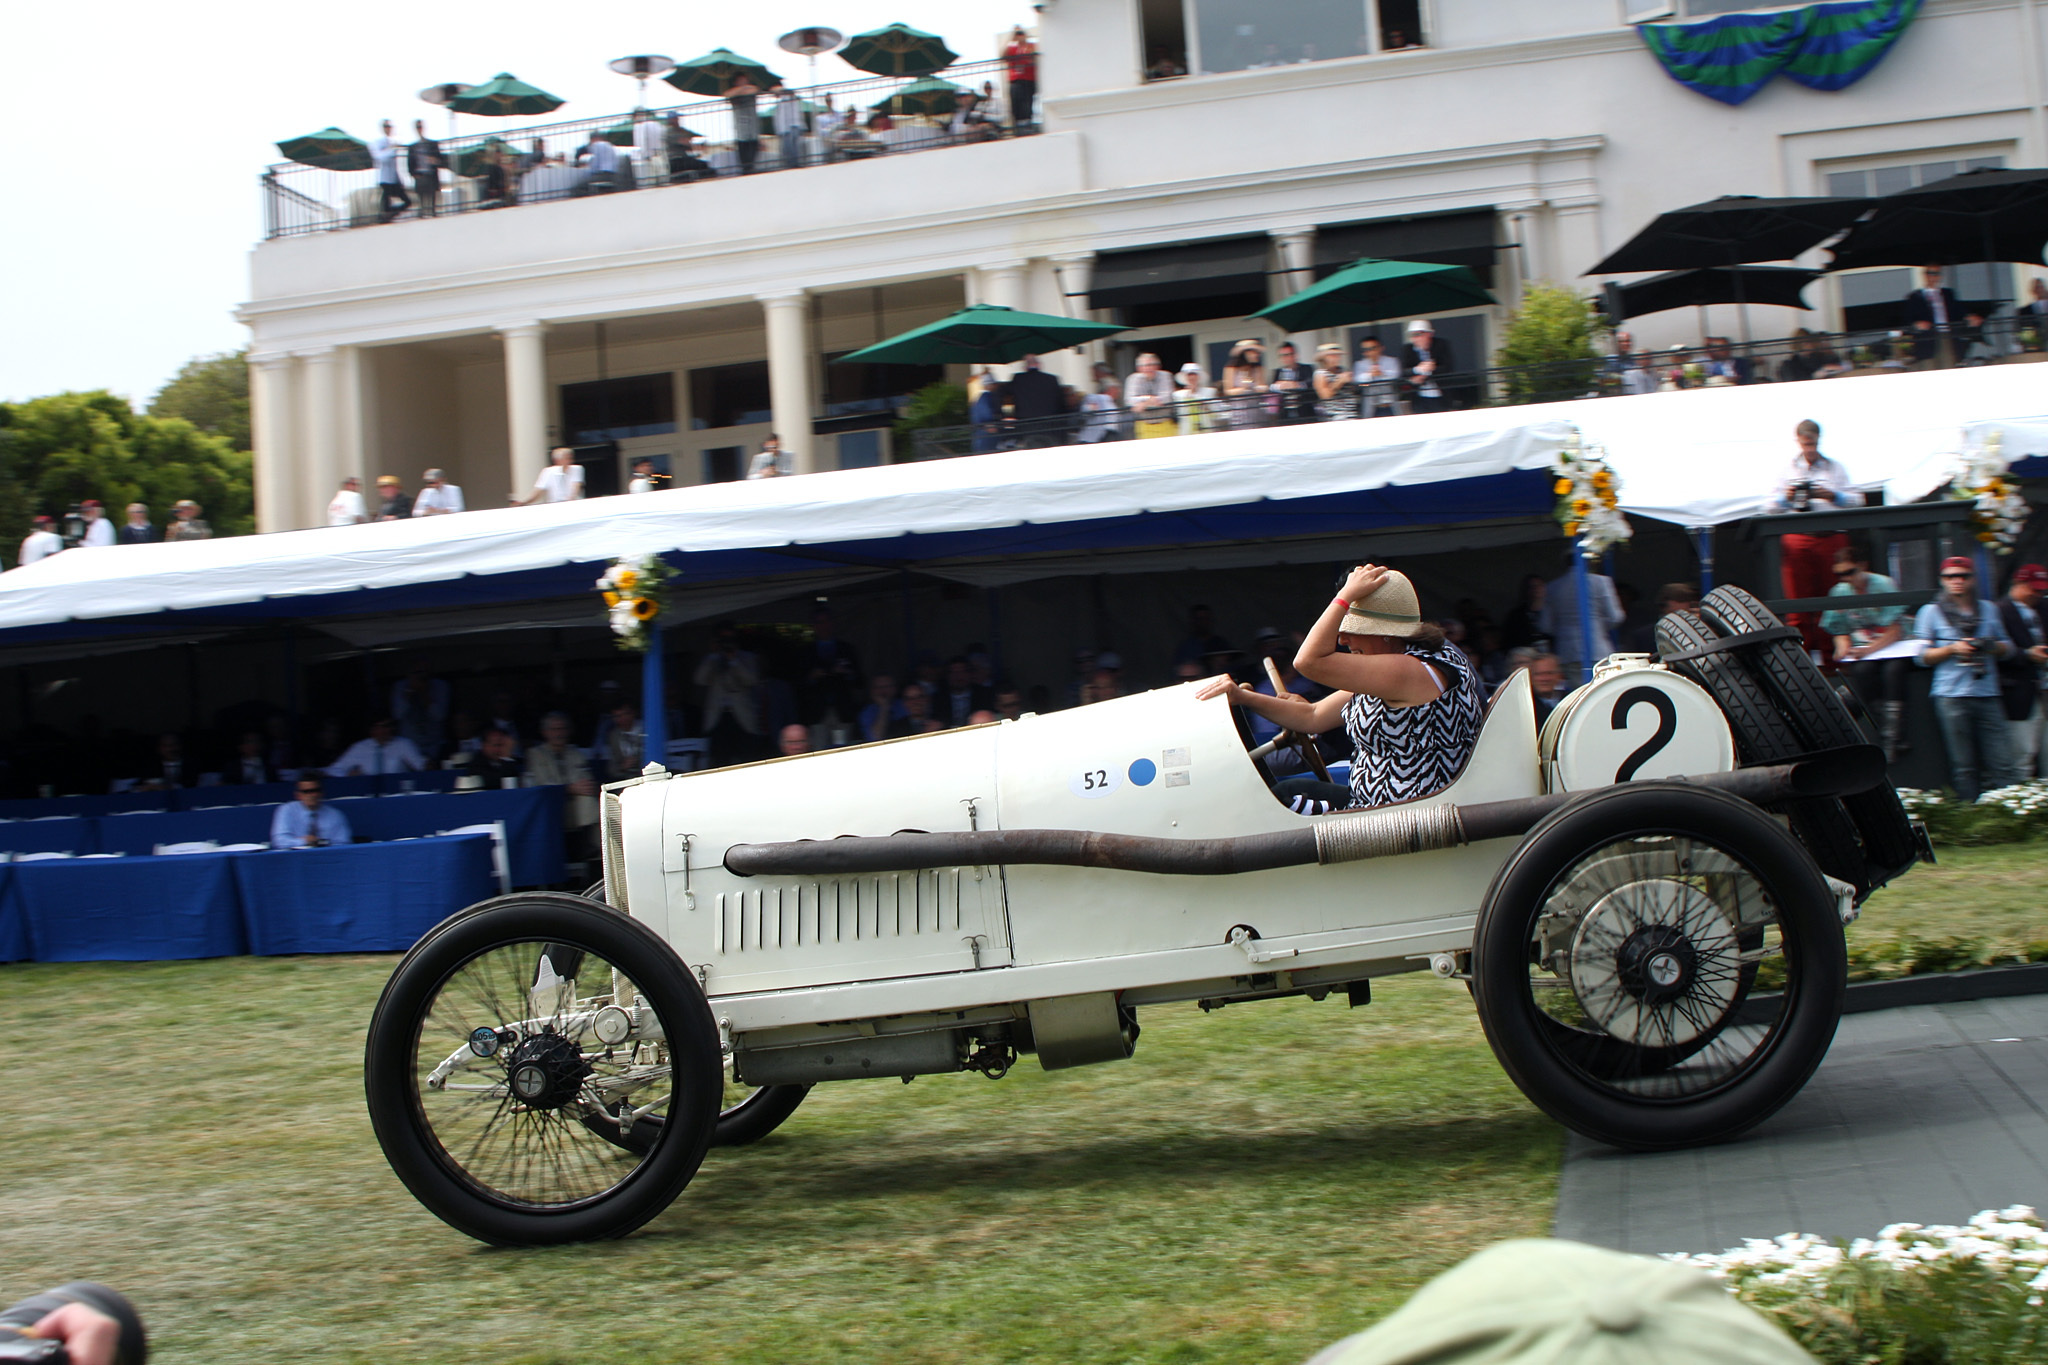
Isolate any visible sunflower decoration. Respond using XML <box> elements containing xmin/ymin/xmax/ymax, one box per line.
<box><xmin>1951</xmin><ymin>429</ymin><xmax>2028</xmax><ymax>553</ymax></box>
<box><xmin>595</xmin><ymin>554</ymin><xmax>676</xmax><ymax>652</ymax></box>
<box><xmin>1549</xmin><ymin>426</ymin><xmax>1632</xmax><ymax>556</ymax></box>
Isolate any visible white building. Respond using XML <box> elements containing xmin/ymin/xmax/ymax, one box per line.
<box><xmin>239</xmin><ymin>0</ymin><xmax>2048</xmax><ymax>531</ymax></box>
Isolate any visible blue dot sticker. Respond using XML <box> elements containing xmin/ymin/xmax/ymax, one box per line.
<box><xmin>1128</xmin><ymin>758</ymin><xmax>1157</xmax><ymax>787</ymax></box>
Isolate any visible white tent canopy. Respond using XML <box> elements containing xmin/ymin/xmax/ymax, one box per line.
<box><xmin>2</xmin><ymin>362</ymin><xmax>2042</xmax><ymax>638</ymax></box>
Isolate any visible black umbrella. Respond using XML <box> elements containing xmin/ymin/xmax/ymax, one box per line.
<box><xmin>1588</xmin><ymin>195</ymin><xmax>1868</xmax><ymax>274</ymax></box>
<box><xmin>1588</xmin><ymin>195</ymin><xmax>1866</xmax><ymax>339</ymax></box>
<box><xmin>1612</xmin><ymin>266</ymin><xmax>1816</xmax><ymax>323</ymax></box>
<box><xmin>1825</xmin><ymin>166</ymin><xmax>2048</xmax><ymax>274</ymax></box>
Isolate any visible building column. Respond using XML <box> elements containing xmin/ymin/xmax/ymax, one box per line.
<box><xmin>759</xmin><ymin>292</ymin><xmax>817</xmax><ymax>474</ymax></box>
<box><xmin>1548</xmin><ymin>198</ymin><xmax>1604</xmax><ymax>288</ymax></box>
<box><xmin>977</xmin><ymin>260</ymin><xmax>1030</xmax><ymax>313</ymax></box>
<box><xmin>336</xmin><ymin>344</ymin><xmax>369</xmax><ymax>492</ymax></box>
<box><xmin>499</xmin><ymin>321</ymin><xmax>550</xmax><ymax>497</ymax></box>
<box><xmin>249</xmin><ymin>354</ymin><xmax>298</xmax><ymax>534</ymax></box>
<box><xmin>299</xmin><ymin>347</ymin><xmax>341</xmax><ymax>531</ymax></box>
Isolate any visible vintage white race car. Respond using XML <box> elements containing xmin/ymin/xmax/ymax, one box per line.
<box><xmin>365</xmin><ymin>587</ymin><xmax>1924</xmax><ymax>1245</ymax></box>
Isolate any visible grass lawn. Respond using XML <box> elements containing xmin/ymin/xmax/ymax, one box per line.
<box><xmin>1850</xmin><ymin>841</ymin><xmax>2048</xmax><ymax>951</ymax></box>
<box><xmin>0</xmin><ymin>957</ymin><xmax>1557</xmax><ymax>1365</ymax></box>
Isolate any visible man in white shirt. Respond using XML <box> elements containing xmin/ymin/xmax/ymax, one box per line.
<box><xmin>79</xmin><ymin>500</ymin><xmax>116</xmax><ymax>547</ymax></box>
<box><xmin>326</xmin><ymin>717</ymin><xmax>426</xmax><ymax>777</ymax></box>
<box><xmin>16</xmin><ymin>516</ymin><xmax>62</xmax><ymax>566</ymax></box>
<box><xmin>370</xmin><ymin>119</ymin><xmax>412</xmax><ymax>224</ymax></box>
<box><xmin>327</xmin><ymin>476</ymin><xmax>367</xmax><ymax>526</ymax></box>
<box><xmin>1764</xmin><ymin>418</ymin><xmax>1864</xmax><ymax>659</ymax></box>
<box><xmin>746</xmin><ymin>434</ymin><xmax>790</xmax><ymax>479</ymax></box>
<box><xmin>411</xmin><ymin>468</ymin><xmax>465</xmax><ymax>515</ymax></box>
<box><xmin>1353</xmin><ymin>337</ymin><xmax>1402</xmax><ymax>416</ymax></box>
<box><xmin>513</xmin><ymin>448</ymin><xmax>586</xmax><ymax>505</ymax></box>
<box><xmin>576</xmin><ymin>133</ymin><xmax>620</xmax><ymax>190</ymax></box>
<box><xmin>630</xmin><ymin>109</ymin><xmax>665</xmax><ymax>184</ymax></box>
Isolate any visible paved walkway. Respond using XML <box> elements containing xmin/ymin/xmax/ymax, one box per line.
<box><xmin>1553</xmin><ymin>995</ymin><xmax>2048</xmax><ymax>1254</ymax></box>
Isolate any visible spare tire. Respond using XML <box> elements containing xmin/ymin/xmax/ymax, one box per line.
<box><xmin>1696</xmin><ymin>587</ymin><xmax>1919</xmax><ymax>885</ymax></box>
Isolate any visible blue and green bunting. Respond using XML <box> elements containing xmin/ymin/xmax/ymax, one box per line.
<box><xmin>1638</xmin><ymin>0</ymin><xmax>1921</xmax><ymax>106</ymax></box>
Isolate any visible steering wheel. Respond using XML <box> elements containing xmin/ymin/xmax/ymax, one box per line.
<box><xmin>1232</xmin><ymin>660</ymin><xmax>1331</xmax><ymax>784</ymax></box>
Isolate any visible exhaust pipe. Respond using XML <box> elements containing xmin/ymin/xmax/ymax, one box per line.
<box><xmin>723</xmin><ymin>746</ymin><xmax>1884</xmax><ymax>879</ymax></box>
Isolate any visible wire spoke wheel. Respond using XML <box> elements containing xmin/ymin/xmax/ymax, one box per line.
<box><xmin>1473</xmin><ymin>784</ymin><xmax>1845</xmax><ymax>1151</ymax></box>
<box><xmin>366</xmin><ymin>893</ymin><xmax>721</xmax><ymax>1245</ymax></box>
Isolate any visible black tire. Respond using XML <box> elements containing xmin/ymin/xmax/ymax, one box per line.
<box><xmin>1657</xmin><ymin>610</ymin><xmax>1869</xmax><ymax>894</ymax></box>
<box><xmin>572</xmin><ymin>882</ymin><xmax>810</xmax><ymax>1149</ymax></box>
<box><xmin>1471</xmin><ymin>783</ymin><xmax>1846</xmax><ymax>1152</ymax></box>
<box><xmin>1697</xmin><ymin>586</ymin><xmax>1919</xmax><ymax>882</ymax></box>
<box><xmin>364</xmin><ymin>893</ymin><xmax>723</xmax><ymax>1245</ymax></box>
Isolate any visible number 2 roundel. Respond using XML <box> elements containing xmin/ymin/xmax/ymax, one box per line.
<box><xmin>1547</xmin><ymin>669</ymin><xmax>1734</xmax><ymax>792</ymax></box>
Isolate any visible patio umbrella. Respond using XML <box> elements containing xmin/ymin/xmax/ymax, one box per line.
<box><xmin>1587</xmin><ymin>195</ymin><xmax>1869</xmax><ymax>274</ymax></box>
<box><xmin>842</xmin><ymin>23</ymin><xmax>958</xmax><ymax>76</ymax></box>
<box><xmin>1250</xmin><ymin>258</ymin><xmax>1496</xmax><ymax>333</ymax></box>
<box><xmin>665</xmin><ymin>49</ymin><xmax>781</xmax><ymax>97</ymax></box>
<box><xmin>833</xmin><ymin>304</ymin><xmax>1124</xmax><ymax>366</ymax></box>
<box><xmin>276</xmin><ymin>128</ymin><xmax>371</xmax><ymax>171</ymax></box>
<box><xmin>449</xmin><ymin>72</ymin><xmax>566</xmax><ymax>118</ymax></box>
<box><xmin>1612</xmin><ymin>266</ymin><xmax>1816</xmax><ymax>322</ymax></box>
<box><xmin>871</xmin><ymin>76</ymin><xmax>965</xmax><ymax>118</ymax></box>
<box><xmin>1825</xmin><ymin>166</ymin><xmax>2048</xmax><ymax>273</ymax></box>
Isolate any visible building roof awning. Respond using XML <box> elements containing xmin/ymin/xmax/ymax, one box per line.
<box><xmin>1314</xmin><ymin>209</ymin><xmax>1502</xmax><ymax>286</ymax></box>
<box><xmin>1089</xmin><ymin>235</ymin><xmax>1270</xmax><ymax>309</ymax></box>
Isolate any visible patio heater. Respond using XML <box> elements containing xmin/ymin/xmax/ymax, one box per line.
<box><xmin>418</xmin><ymin>82</ymin><xmax>473</xmax><ymax>139</ymax></box>
<box><xmin>777</xmin><ymin>26</ymin><xmax>844</xmax><ymax>91</ymax></box>
<box><xmin>608</xmin><ymin>54</ymin><xmax>677</xmax><ymax>107</ymax></box>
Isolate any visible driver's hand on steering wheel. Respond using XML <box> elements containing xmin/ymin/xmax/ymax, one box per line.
<box><xmin>1193</xmin><ymin>674</ymin><xmax>1246</xmax><ymax>702</ymax></box>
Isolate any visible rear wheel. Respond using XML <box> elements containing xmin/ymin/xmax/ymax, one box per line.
<box><xmin>1472</xmin><ymin>783</ymin><xmax>1845</xmax><ymax>1151</ymax></box>
<box><xmin>364</xmin><ymin>893</ymin><xmax>723</xmax><ymax>1245</ymax></box>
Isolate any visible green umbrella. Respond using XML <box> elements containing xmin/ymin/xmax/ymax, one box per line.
<box><xmin>664</xmin><ymin>49</ymin><xmax>781</xmax><ymax>97</ymax></box>
<box><xmin>449</xmin><ymin>72</ymin><xmax>565</xmax><ymax>118</ymax></box>
<box><xmin>275</xmin><ymin>127</ymin><xmax>371</xmax><ymax>172</ymax></box>
<box><xmin>454</xmin><ymin>137</ymin><xmax>517</xmax><ymax>178</ymax></box>
<box><xmin>603</xmin><ymin>117</ymin><xmax>701</xmax><ymax>147</ymax></box>
<box><xmin>871</xmin><ymin>76</ymin><xmax>965</xmax><ymax>118</ymax></box>
<box><xmin>1250</xmin><ymin>258</ymin><xmax>1497</xmax><ymax>332</ymax></box>
<box><xmin>833</xmin><ymin>303</ymin><xmax>1125</xmax><ymax>366</ymax></box>
<box><xmin>841</xmin><ymin>23</ymin><xmax>958</xmax><ymax>76</ymax></box>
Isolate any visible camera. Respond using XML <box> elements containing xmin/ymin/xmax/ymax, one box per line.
<box><xmin>1786</xmin><ymin>480</ymin><xmax>1816</xmax><ymax>513</ymax></box>
<box><xmin>0</xmin><ymin>1283</ymin><xmax>147</xmax><ymax>1364</ymax></box>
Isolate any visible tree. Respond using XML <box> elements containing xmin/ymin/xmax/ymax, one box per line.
<box><xmin>0</xmin><ymin>391</ymin><xmax>254</xmax><ymax>568</ymax></box>
<box><xmin>149</xmin><ymin>350</ymin><xmax>251</xmax><ymax>451</ymax></box>
<box><xmin>1494</xmin><ymin>284</ymin><xmax>1609</xmax><ymax>405</ymax></box>
<box><xmin>892</xmin><ymin>381</ymin><xmax>969</xmax><ymax>459</ymax></box>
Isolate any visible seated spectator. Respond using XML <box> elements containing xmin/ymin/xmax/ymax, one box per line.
<box><xmin>1124</xmin><ymin>354</ymin><xmax>1179</xmax><ymax>439</ymax></box>
<box><xmin>665</xmin><ymin>115</ymin><xmax>711</xmax><ymax>183</ymax></box>
<box><xmin>1603</xmin><ymin>331</ymin><xmax>1657</xmax><ymax>395</ymax></box>
<box><xmin>327</xmin><ymin>717</ymin><xmax>426</xmax><ymax>777</ymax></box>
<box><xmin>230</xmin><ymin>730</ymin><xmax>275</xmax><ymax>786</ymax></box>
<box><xmin>133</xmin><ymin>732</ymin><xmax>189</xmax><ymax>790</ymax></box>
<box><xmin>1622</xmin><ymin>581</ymin><xmax>1700</xmax><ymax>654</ymax></box>
<box><xmin>574</xmin><ymin>130</ymin><xmax>620</xmax><ymax>189</ymax></box>
<box><xmin>524</xmin><ymin>711</ymin><xmax>599</xmax><ymax>866</ymax></box>
<box><xmin>1521</xmin><ymin>651</ymin><xmax>1568</xmax><ymax>726</ymax></box>
<box><xmin>968</xmin><ymin>709</ymin><xmax>1001</xmax><ymax>725</ymax></box>
<box><xmin>900</xmin><ymin>682</ymin><xmax>943</xmax><ymax>734</ymax></box>
<box><xmin>857</xmin><ymin>673</ymin><xmax>907</xmax><ymax>743</ymax></box>
<box><xmin>1778</xmin><ymin>328</ymin><xmax>1845</xmax><ymax>382</ymax></box>
<box><xmin>778</xmin><ymin>724</ymin><xmax>813</xmax><ymax>757</ymax></box>
<box><xmin>270</xmin><ymin>775</ymin><xmax>353</xmax><ymax>850</ymax></box>
<box><xmin>995</xmin><ymin>686</ymin><xmax>1024</xmax><ymax>721</ymax></box>
<box><xmin>460</xmin><ymin>728</ymin><xmax>524</xmax><ymax>786</ymax></box>
<box><xmin>1700</xmin><ymin>337</ymin><xmax>1753</xmax><ymax>385</ymax></box>
<box><xmin>604</xmin><ymin>703</ymin><xmax>644</xmax><ymax>780</ymax></box>
<box><xmin>938</xmin><ymin>657</ymin><xmax>994</xmax><ymax>727</ymax></box>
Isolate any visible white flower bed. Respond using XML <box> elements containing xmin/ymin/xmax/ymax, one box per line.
<box><xmin>1978</xmin><ymin>781</ymin><xmax>2048</xmax><ymax>818</ymax></box>
<box><xmin>1672</xmin><ymin>1207</ymin><xmax>2048</xmax><ymax>1305</ymax></box>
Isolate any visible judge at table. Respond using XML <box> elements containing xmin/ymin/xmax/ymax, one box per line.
<box><xmin>271</xmin><ymin>775</ymin><xmax>355</xmax><ymax>849</ymax></box>
<box><xmin>326</xmin><ymin>717</ymin><xmax>426</xmax><ymax>777</ymax></box>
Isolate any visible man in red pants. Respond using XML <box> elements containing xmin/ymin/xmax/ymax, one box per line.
<box><xmin>1765</xmin><ymin>419</ymin><xmax>1863</xmax><ymax>662</ymax></box>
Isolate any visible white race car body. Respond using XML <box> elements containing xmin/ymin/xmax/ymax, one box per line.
<box><xmin>606</xmin><ymin>661</ymin><xmax>1732</xmax><ymax>1064</ymax></box>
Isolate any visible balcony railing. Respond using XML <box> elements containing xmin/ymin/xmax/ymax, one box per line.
<box><xmin>909</xmin><ymin>324</ymin><xmax>2046</xmax><ymax>459</ymax></box>
<box><xmin>260</xmin><ymin>58</ymin><xmax>1023</xmax><ymax>240</ymax></box>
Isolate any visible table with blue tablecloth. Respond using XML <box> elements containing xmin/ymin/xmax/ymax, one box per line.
<box><xmin>0</xmin><ymin>833</ymin><xmax>499</xmax><ymax>963</ymax></box>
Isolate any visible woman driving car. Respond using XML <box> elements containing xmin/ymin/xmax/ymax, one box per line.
<box><xmin>1196</xmin><ymin>564</ymin><xmax>1483</xmax><ymax>814</ymax></box>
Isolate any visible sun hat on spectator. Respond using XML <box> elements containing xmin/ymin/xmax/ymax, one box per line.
<box><xmin>1340</xmin><ymin>571</ymin><xmax>1426</xmax><ymax>640</ymax></box>
<box><xmin>376</xmin><ymin>475</ymin><xmax>401</xmax><ymax>487</ymax></box>
<box><xmin>81</xmin><ymin>499</ymin><xmax>102</xmax><ymax>509</ymax></box>
<box><xmin>1406</xmin><ymin>319</ymin><xmax>1435</xmax><ymax>334</ymax></box>
<box><xmin>2011</xmin><ymin>563</ymin><xmax>2048</xmax><ymax>589</ymax></box>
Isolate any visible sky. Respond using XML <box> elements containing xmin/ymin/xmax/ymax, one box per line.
<box><xmin>0</xmin><ymin>0</ymin><xmax>1031</xmax><ymax>408</ymax></box>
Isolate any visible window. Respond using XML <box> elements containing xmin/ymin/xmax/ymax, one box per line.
<box><xmin>1161</xmin><ymin>1</ymin><xmax>1424</xmax><ymax>77</ymax></box>
<box><xmin>701</xmin><ymin>446</ymin><xmax>744</xmax><ymax>484</ymax></box>
<box><xmin>821</xmin><ymin>354</ymin><xmax>946</xmax><ymax>419</ymax></box>
<box><xmin>1825</xmin><ymin>154</ymin><xmax>2013</xmax><ymax>328</ymax></box>
<box><xmin>837</xmin><ymin>430</ymin><xmax>885</xmax><ymax>469</ymax></box>
<box><xmin>1825</xmin><ymin>155</ymin><xmax>2004</xmax><ymax>199</ymax></box>
<box><xmin>559</xmin><ymin>374</ymin><xmax>675</xmax><ymax>444</ymax></box>
<box><xmin>688</xmin><ymin>361</ymin><xmax>772</xmax><ymax>431</ymax></box>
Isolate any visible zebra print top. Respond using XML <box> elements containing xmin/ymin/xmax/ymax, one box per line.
<box><xmin>1341</xmin><ymin>640</ymin><xmax>1484</xmax><ymax>808</ymax></box>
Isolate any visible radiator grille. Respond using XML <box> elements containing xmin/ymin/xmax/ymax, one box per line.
<box><xmin>715</xmin><ymin>868</ymin><xmax>969</xmax><ymax>955</ymax></box>
<box><xmin>601</xmin><ymin>791</ymin><xmax>628</xmax><ymax>912</ymax></box>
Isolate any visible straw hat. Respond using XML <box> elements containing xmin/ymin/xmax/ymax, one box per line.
<box><xmin>1340</xmin><ymin>570</ymin><xmax>1425</xmax><ymax>639</ymax></box>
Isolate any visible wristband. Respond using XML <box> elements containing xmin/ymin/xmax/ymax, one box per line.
<box><xmin>1333</xmin><ymin>596</ymin><xmax>1350</xmax><ymax>608</ymax></box>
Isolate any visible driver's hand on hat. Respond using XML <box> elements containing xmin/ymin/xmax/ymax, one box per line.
<box><xmin>1342</xmin><ymin>563</ymin><xmax>1389</xmax><ymax>602</ymax></box>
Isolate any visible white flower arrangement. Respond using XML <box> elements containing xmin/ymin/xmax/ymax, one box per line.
<box><xmin>1894</xmin><ymin>787</ymin><xmax>1947</xmax><ymax>812</ymax></box>
<box><xmin>1977</xmin><ymin>780</ymin><xmax>2048</xmax><ymax>816</ymax></box>
<box><xmin>1951</xmin><ymin>429</ymin><xmax>2028</xmax><ymax>553</ymax></box>
<box><xmin>1550</xmin><ymin>426</ymin><xmax>1632</xmax><ymax>557</ymax></box>
<box><xmin>594</xmin><ymin>554</ymin><xmax>674</xmax><ymax>653</ymax></box>
<box><xmin>1671</xmin><ymin>1206</ymin><xmax>2048</xmax><ymax>1309</ymax></box>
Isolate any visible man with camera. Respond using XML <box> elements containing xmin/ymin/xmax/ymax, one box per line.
<box><xmin>1914</xmin><ymin>556</ymin><xmax>2019</xmax><ymax>801</ymax></box>
<box><xmin>1763</xmin><ymin>419</ymin><xmax>1864</xmax><ymax>661</ymax></box>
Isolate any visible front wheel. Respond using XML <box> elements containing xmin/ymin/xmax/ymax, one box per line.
<box><xmin>364</xmin><ymin>893</ymin><xmax>723</xmax><ymax>1245</ymax></box>
<box><xmin>1471</xmin><ymin>783</ymin><xmax>1845</xmax><ymax>1152</ymax></box>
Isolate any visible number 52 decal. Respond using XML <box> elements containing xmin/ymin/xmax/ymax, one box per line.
<box><xmin>1069</xmin><ymin>766</ymin><xmax>1123</xmax><ymax>799</ymax></box>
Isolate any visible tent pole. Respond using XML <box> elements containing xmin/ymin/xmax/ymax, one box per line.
<box><xmin>641</xmin><ymin>622</ymin><xmax>668</xmax><ymax>769</ymax></box>
<box><xmin>1692</xmin><ymin>526</ymin><xmax>1716</xmax><ymax>593</ymax></box>
<box><xmin>1573</xmin><ymin>539</ymin><xmax>1598</xmax><ymax>686</ymax></box>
